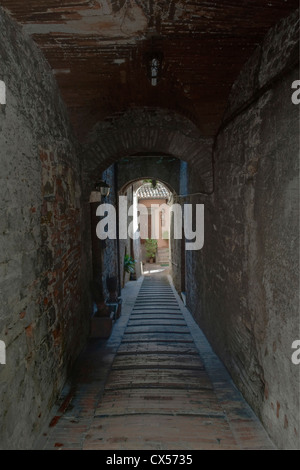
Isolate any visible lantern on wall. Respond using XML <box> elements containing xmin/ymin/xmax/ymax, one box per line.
<box><xmin>144</xmin><ymin>50</ymin><xmax>163</xmax><ymax>87</ymax></box>
<box><xmin>89</xmin><ymin>180</ymin><xmax>110</xmax><ymax>203</ymax></box>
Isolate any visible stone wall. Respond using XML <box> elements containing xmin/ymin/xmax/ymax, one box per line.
<box><xmin>119</xmin><ymin>183</ymin><xmax>134</xmax><ymax>288</ymax></box>
<box><xmin>184</xmin><ymin>11</ymin><xmax>299</xmax><ymax>449</ymax></box>
<box><xmin>83</xmin><ymin>108</ymin><xmax>213</xmax><ymax>193</ymax></box>
<box><xmin>100</xmin><ymin>165</ymin><xmax>120</xmax><ymax>298</ymax></box>
<box><xmin>170</xmin><ymin>161</ymin><xmax>190</xmax><ymax>293</ymax></box>
<box><xmin>0</xmin><ymin>8</ymin><xmax>89</xmax><ymax>449</ymax></box>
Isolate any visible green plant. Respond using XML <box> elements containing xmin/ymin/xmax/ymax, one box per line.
<box><xmin>124</xmin><ymin>254</ymin><xmax>136</xmax><ymax>273</ymax></box>
<box><xmin>145</xmin><ymin>239</ymin><xmax>158</xmax><ymax>259</ymax></box>
<box><xmin>142</xmin><ymin>179</ymin><xmax>157</xmax><ymax>188</ymax></box>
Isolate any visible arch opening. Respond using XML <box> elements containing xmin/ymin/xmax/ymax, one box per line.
<box><xmin>87</xmin><ymin>159</ymin><xmax>188</xmax><ymax>324</ymax></box>
<box><xmin>120</xmin><ymin>178</ymin><xmax>174</xmax><ymax>279</ymax></box>
<box><xmin>82</xmin><ymin>108</ymin><xmax>214</xmax><ymax>196</ymax></box>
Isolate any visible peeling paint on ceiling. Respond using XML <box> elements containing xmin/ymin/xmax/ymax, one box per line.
<box><xmin>22</xmin><ymin>1</ymin><xmax>149</xmax><ymax>37</ymax></box>
<box><xmin>1</xmin><ymin>0</ymin><xmax>298</xmax><ymax>141</ymax></box>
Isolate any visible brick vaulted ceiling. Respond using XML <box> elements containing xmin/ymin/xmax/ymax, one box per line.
<box><xmin>1</xmin><ymin>1</ymin><xmax>298</xmax><ymax>141</ymax></box>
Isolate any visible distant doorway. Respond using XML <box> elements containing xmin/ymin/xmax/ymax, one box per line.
<box><xmin>136</xmin><ymin>181</ymin><xmax>171</xmax><ymax>267</ymax></box>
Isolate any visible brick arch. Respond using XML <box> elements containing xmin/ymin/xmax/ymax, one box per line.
<box><xmin>83</xmin><ymin>108</ymin><xmax>214</xmax><ymax>192</ymax></box>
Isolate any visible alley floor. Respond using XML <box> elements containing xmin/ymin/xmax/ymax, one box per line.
<box><xmin>35</xmin><ymin>269</ymin><xmax>276</xmax><ymax>450</ymax></box>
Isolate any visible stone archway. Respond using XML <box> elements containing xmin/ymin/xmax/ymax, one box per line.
<box><xmin>82</xmin><ymin>108</ymin><xmax>214</xmax><ymax>195</ymax></box>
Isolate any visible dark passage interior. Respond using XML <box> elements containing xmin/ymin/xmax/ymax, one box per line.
<box><xmin>0</xmin><ymin>1</ymin><xmax>299</xmax><ymax>450</ymax></box>
<box><xmin>35</xmin><ymin>272</ymin><xmax>275</xmax><ymax>450</ymax></box>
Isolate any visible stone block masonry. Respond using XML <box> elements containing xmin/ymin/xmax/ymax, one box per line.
<box><xmin>0</xmin><ymin>7</ymin><xmax>89</xmax><ymax>449</ymax></box>
<box><xmin>184</xmin><ymin>11</ymin><xmax>299</xmax><ymax>450</ymax></box>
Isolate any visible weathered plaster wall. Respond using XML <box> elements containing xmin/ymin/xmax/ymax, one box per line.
<box><xmin>94</xmin><ymin>164</ymin><xmax>135</xmax><ymax>299</ymax></box>
<box><xmin>184</xmin><ymin>11</ymin><xmax>299</xmax><ymax>449</ymax></box>
<box><xmin>0</xmin><ymin>8</ymin><xmax>88</xmax><ymax>449</ymax></box>
<box><xmin>170</xmin><ymin>161</ymin><xmax>190</xmax><ymax>293</ymax></box>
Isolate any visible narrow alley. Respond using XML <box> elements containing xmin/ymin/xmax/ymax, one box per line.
<box><xmin>35</xmin><ymin>272</ymin><xmax>275</xmax><ymax>450</ymax></box>
<box><xmin>0</xmin><ymin>1</ymin><xmax>299</xmax><ymax>452</ymax></box>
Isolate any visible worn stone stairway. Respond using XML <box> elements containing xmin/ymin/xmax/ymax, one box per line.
<box><xmin>36</xmin><ymin>274</ymin><xmax>275</xmax><ymax>450</ymax></box>
<box><xmin>82</xmin><ymin>275</ymin><xmax>275</xmax><ymax>450</ymax></box>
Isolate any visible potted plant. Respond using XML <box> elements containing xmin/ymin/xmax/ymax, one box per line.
<box><xmin>123</xmin><ymin>254</ymin><xmax>136</xmax><ymax>286</ymax></box>
<box><xmin>145</xmin><ymin>239</ymin><xmax>158</xmax><ymax>263</ymax></box>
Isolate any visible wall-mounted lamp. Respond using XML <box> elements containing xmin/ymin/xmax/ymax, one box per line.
<box><xmin>89</xmin><ymin>180</ymin><xmax>110</xmax><ymax>203</ymax></box>
<box><xmin>144</xmin><ymin>50</ymin><xmax>163</xmax><ymax>87</ymax></box>
<box><xmin>95</xmin><ymin>180</ymin><xmax>110</xmax><ymax>197</ymax></box>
